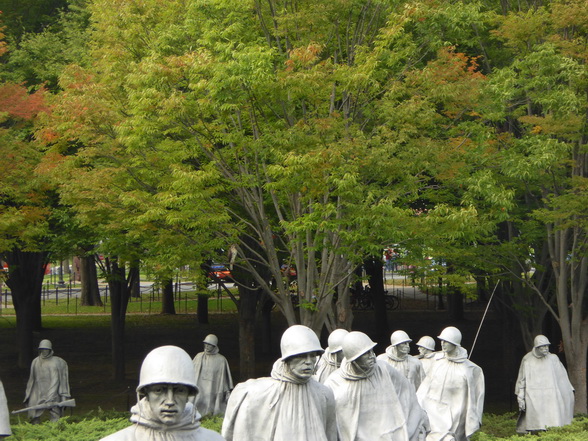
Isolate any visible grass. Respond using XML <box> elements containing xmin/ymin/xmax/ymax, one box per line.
<box><xmin>1</xmin><ymin>291</ymin><xmax>238</xmax><ymax>316</ymax></box>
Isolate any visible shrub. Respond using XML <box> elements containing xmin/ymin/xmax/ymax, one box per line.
<box><xmin>472</xmin><ymin>414</ymin><xmax>588</xmax><ymax>441</ymax></box>
<box><xmin>9</xmin><ymin>413</ymin><xmax>224</xmax><ymax>440</ymax></box>
<box><xmin>9</xmin><ymin>412</ymin><xmax>587</xmax><ymax>440</ymax></box>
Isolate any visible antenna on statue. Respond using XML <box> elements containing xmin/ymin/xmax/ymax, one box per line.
<box><xmin>469</xmin><ymin>279</ymin><xmax>500</xmax><ymax>359</ymax></box>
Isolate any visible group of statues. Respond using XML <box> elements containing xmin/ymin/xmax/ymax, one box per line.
<box><xmin>0</xmin><ymin>325</ymin><xmax>575</xmax><ymax>440</ymax></box>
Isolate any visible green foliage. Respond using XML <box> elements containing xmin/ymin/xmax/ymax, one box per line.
<box><xmin>9</xmin><ymin>413</ymin><xmax>225</xmax><ymax>440</ymax></box>
<box><xmin>0</xmin><ymin>0</ymin><xmax>68</xmax><ymax>42</ymax></box>
<box><xmin>471</xmin><ymin>413</ymin><xmax>588</xmax><ymax>440</ymax></box>
<box><xmin>2</xmin><ymin>0</ymin><xmax>91</xmax><ymax>89</ymax></box>
<box><xmin>8</xmin><ymin>412</ymin><xmax>587</xmax><ymax>440</ymax></box>
<box><xmin>9</xmin><ymin>416</ymin><xmax>129</xmax><ymax>441</ymax></box>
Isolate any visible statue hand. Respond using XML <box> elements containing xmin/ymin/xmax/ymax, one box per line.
<box><xmin>517</xmin><ymin>397</ymin><xmax>525</xmax><ymax>412</ymax></box>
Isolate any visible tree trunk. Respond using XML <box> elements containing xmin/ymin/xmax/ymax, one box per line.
<box><xmin>566</xmin><ymin>346</ymin><xmax>587</xmax><ymax>415</ymax></box>
<box><xmin>3</xmin><ymin>250</ymin><xmax>48</xmax><ymax>368</ymax></box>
<box><xmin>161</xmin><ymin>278</ymin><xmax>176</xmax><ymax>315</ymax></box>
<box><xmin>129</xmin><ymin>264</ymin><xmax>141</xmax><ymax>298</ymax></box>
<box><xmin>105</xmin><ymin>259</ymin><xmax>131</xmax><ymax>381</ymax></box>
<box><xmin>547</xmin><ymin>225</ymin><xmax>588</xmax><ymax>414</ymax></box>
<box><xmin>260</xmin><ymin>294</ymin><xmax>273</xmax><ymax>354</ymax></box>
<box><xmin>364</xmin><ymin>256</ymin><xmax>389</xmax><ymax>345</ymax></box>
<box><xmin>79</xmin><ymin>254</ymin><xmax>102</xmax><ymax>306</ymax></box>
<box><xmin>237</xmin><ymin>285</ymin><xmax>259</xmax><ymax>381</ymax></box>
<box><xmin>197</xmin><ymin>293</ymin><xmax>209</xmax><ymax>324</ymax></box>
<box><xmin>447</xmin><ymin>286</ymin><xmax>464</xmax><ymax>321</ymax></box>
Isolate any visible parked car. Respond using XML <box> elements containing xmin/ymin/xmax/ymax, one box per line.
<box><xmin>208</xmin><ymin>263</ymin><xmax>232</xmax><ymax>281</ymax></box>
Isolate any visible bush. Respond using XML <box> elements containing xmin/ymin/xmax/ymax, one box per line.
<box><xmin>9</xmin><ymin>412</ymin><xmax>587</xmax><ymax>440</ymax></box>
<box><xmin>9</xmin><ymin>413</ymin><xmax>224</xmax><ymax>440</ymax></box>
<box><xmin>471</xmin><ymin>413</ymin><xmax>588</xmax><ymax>441</ymax></box>
<box><xmin>9</xmin><ymin>417</ymin><xmax>129</xmax><ymax>441</ymax></box>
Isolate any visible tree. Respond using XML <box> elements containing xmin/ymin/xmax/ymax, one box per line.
<box><xmin>476</xmin><ymin>0</ymin><xmax>588</xmax><ymax>414</ymax></box>
<box><xmin>0</xmin><ymin>79</ymin><xmax>53</xmax><ymax>367</ymax></box>
<box><xmin>40</xmin><ymin>0</ymin><xmax>512</xmax><ymax>380</ymax></box>
<box><xmin>0</xmin><ymin>0</ymin><xmax>68</xmax><ymax>42</ymax></box>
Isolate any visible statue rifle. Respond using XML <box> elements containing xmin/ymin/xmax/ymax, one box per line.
<box><xmin>469</xmin><ymin>280</ymin><xmax>500</xmax><ymax>359</ymax></box>
<box><xmin>12</xmin><ymin>398</ymin><xmax>76</xmax><ymax>414</ymax></box>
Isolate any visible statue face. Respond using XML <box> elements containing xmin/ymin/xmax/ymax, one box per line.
<box><xmin>39</xmin><ymin>349</ymin><xmax>51</xmax><ymax>358</ymax></box>
<box><xmin>145</xmin><ymin>383</ymin><xmax>190</xmax><ymax>425</ymax></box>
<box><xmin>335</xmin><ymin>350</ymin><xmax>344</xmax><ymax>364</ymax></box>
<box><xmin>418</xmin><ymin>346</ymin><xmax>431</xmax><ymax>356</ymax></box>
<box><xmin>204</xmin><ymin>343</ymin><xmax>215</xmax><ymax>353</ymax></box>
<box><xmin>395</xmin><ymin>342</ymin><xmax>410</xmax><ymax>355</ymax></box>
<box><xmin>440</xmin><ymin>340</ymin><xmax>457</xmax><ymax>356</ymax></box>
<box><xmin>286</xmin><ymin>352</ymin><xmax>317</xmax><ymax>380</ymax></box>
<box><xmin>536</xmin><ymin>344</ymin><xmax>549</xmax><ymax>357</ymax></box>
<box><xmin>355</xmin><ymin>349</ymin><xmax>376</xmax><ymax>372</ymax></box>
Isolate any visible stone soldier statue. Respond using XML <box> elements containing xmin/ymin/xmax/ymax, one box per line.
<box><xmin>415</xmin><ymin>336</ymin><xmax>436</xmax><ymax>376</ymax></box>
<box><xmin>325</xmin><ymin>331</ymin><xmax>428</xmax><ymax>441</ymax></box>
<box><xmin>416</xmin><ymin>327</ymin><xmax>484</xmax><ymax>441</ymax></box>
<box><xmin>192</xmin><ymin>334</ymin><xmax>233</xmax><ymax>416</ymax></box>
<box><xmin>0</xmin><ymin>378</ymin><xmax>10</xmax><ymax>438</ymax></box>
<box><xmin>222</xmin><ymin>325</ymin><xmax>337</xmax><ymax>441</ymax></box>
<box><xmin>515</xmin><ymin>335</ymin><xmax>574</xmax><ymax>433</ymax></box>
<box><xmin>24</xmin><ymin>339</ymin><xmax>71</xmax><ymax>424</ymax></box>
<box><xmin>378</xmin><ymin>330</ymin><xmax>426</xmax><ymax>390</ymax></box>
<box><xmin>100</xmin><ymin>345</ymin><xmax>224</xmax><ymax>441</ymax></box>
<box><xmin>314</xmin><ymin>328</ymin><xmax>349</xmax><ymax>383</ymax></box>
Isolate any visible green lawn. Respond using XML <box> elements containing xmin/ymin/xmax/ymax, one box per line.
<box><xmin>1</xmin><ymin>290</ymin><xmax>238</xmax><ymax>316</ymax></box>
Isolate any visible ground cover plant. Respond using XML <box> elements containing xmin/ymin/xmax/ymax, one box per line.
<box><xmin>8</xmin><ymin>412</ymin><xmax>224</xmax><ymax>440</ymax></box>
<box><xmin>6</xmin><ymin>412</ymin><xmax>587</xmax><ymax>440</ymax></box>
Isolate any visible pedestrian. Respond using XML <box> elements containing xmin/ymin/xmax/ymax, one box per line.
<box><xmin>378</xmin><ymin>330</ymin><xmax>425</xmax><ymax>390</ymax></box>
<box><xmin>192</xmin><ymin>334</ymin><xmax>233</xmax><ymax>416</ymax></box>
<box><xmin>325</xmin><ymin>331</ymin><xmax>428</xmax><ymax>441</ymax></box>
<box><xmin>416</xmin><ymin>327</ymin><xmax>484</xmax><ymax>441</ymax></box>
<box><xmin>222</xmin><ymin>325</ymin><xmax>337</xmax><ymax>441</ymax></box>
<box><xmin>100</xmin><ymin>345</ymin><xmax>224</xmax><ymax>441</ymax></box>
<box><xmin>515</xmin><ymin>335</ymin><xmax>574</xmax><ymax>433</ymax></box>
<box><xmin>24</xmin><ymin>339</ymin><xmax>71</xmax><ymax>424</ymax></box>
<box><xmin>314</xmin><ymin>328</ymin><xmax>349</xmax><ymax>383</ymax></box>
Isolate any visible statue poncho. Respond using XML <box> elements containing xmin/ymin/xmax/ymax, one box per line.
<box><xmin>193</xmin><ymin>346</ymin><xmax>233</xmax><ymax>416</ymax></box>
<box><xmin>515</xmin><ymin>348</ymin><xmax>574</xmax><ymax>432</ymax></box>
<box><xmin>100</xmin><ymin>398</ymin><xmax>224</xmax><ymax>441</ymax></box>
<box><xmin>378</xmin><ymin>347</ymin><xmax>426</xmax><ymax>390</ymax></box>
<box><xmin>0</xmin><ymin>379</ymin><xmax>10</xmax><ymax>437</ymax></box>
<box><xmin>416</xmin><ymin>348</ymin><xmax>484</xmax><ymax>441</ymax></box>
<box><xmin>25</xmin><ymin>349</ymin><xmax>71</xmax><ymax>420</ymax></box>
<box><xmin>314</xmin><ymin>350</ymin><xmax>340</xmax><ymax>383</ymax></box>
<box><xmin>324</xmin><ymin>359</ymin><xmax>427</xmax><ymax>441</ymax></box>
<box><xmin>417</xmin><ymin>352</ymin><xmax>437</xmax><ymax>377</ymax></box>
<box><xmin>221</xmin><ymin>359</ymin><xmax>337</xmax><ymax>441</ymax></box>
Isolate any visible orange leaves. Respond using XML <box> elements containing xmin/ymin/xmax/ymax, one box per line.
<box><xmin>285</xmin><ymin>43</ymin><xmax>324</xmax><ymax>71</ymax></box>
<box><xmin>426</xmin><ymin>47</ymin><xmax>485</xmax><ymax>85</ymax></box>
<box><xmin>0</xmin><ymin>83</ymin><xmax>48</xmax><ymax>121</ymax></box>
<box><xmin>404</xmin><ymin>47</ymin><xmax>486</xmax><ymax>120</ymax></box>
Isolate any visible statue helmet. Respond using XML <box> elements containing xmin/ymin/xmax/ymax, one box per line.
<box><xmin>327</xmin><ymin>329</ymin><xmax>349</xmax><ymax>353</ymax></box>
<box><xmin>390</xmin><ymin>330</ymin><xmax>412</xmax><ymax>346</ymax></box>
<box><xmin>137</xmin><ymin>346</ymin><xmax>198</xmax><ymax>395</ymax></box>
<box><xmin>203</xmin><ymin>334</ymin><xmax>218</xmax><ymax>346</ymax></box>
<box><xmin>437</xmin><ymin>326</ymin><xmax>462</xmax><ymax>346</ymax></box>
<box><xmin>38</xmin><ymin>339</ymin><xmax>53</xmax><ymax>350</ymax></box>
<box><xmin>416</xmin><ymin>336</ymin><xmax>436</xmax><ymax>351</ymax></box>
<box><xmin>342</xmin><ymin>331</ymin><xmax>377</xmax><ymax>362</ymax></box>
<box><xmin>533</xmin><ymin>335</ymin><xmax>550</xmax><ymax>348</ymax></box>
<box><xmin>280</xmin><ymin>325</ymin><xmax>324</xmax><ymax>360</ymax></box>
